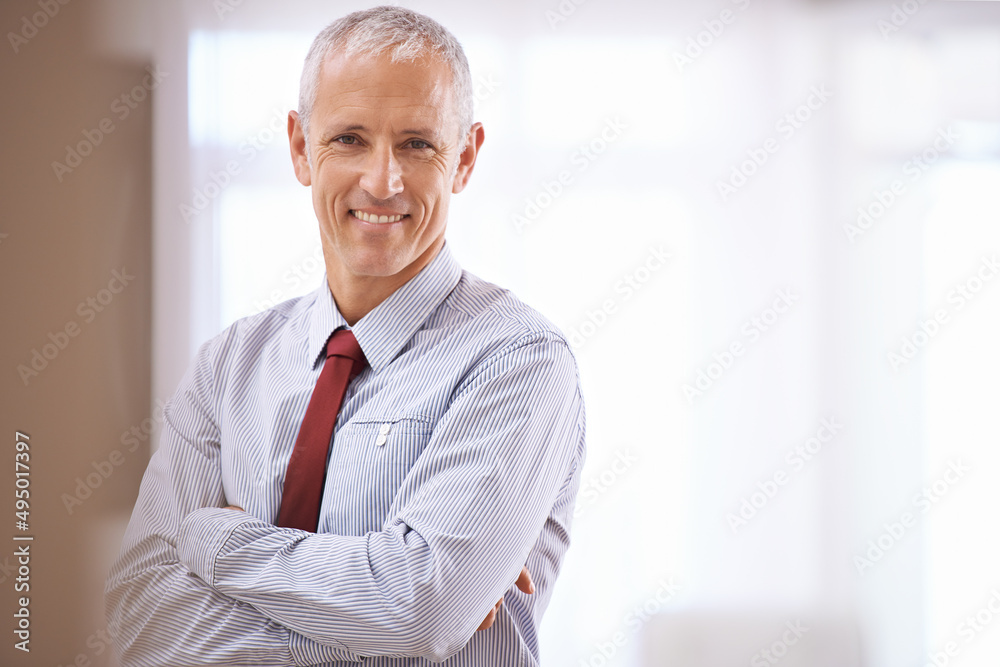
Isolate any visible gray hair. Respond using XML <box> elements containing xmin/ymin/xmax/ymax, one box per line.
<box><xmin>298</xmin><ymin>6</ymin><xmax>473</xmax><ymax>147</ymax></box>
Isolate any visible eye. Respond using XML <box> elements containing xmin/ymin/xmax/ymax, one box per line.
<box><xmin>333</xmin><ymin>135</ymin><xmax>358</xmax><ymax>145</ymax></box>
<box><xmin>407</xmin><ymin>139</ymin><xmax>432</xmax><ymax>150</ymax></box>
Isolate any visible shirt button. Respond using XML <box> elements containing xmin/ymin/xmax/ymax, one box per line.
<box><xmin>379</xmin><ymin>423</ymin><xmax>391</xmax><ymax>435</ymax></box>
<box><xmin>375</xmin><ymin>434</ymin><xmax>387</xmax><ymax>447</ymax></box>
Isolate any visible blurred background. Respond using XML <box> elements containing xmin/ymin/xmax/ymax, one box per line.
<box><xmin>2</xmin><ymin>0</ymin><xmax>999</xmax><ymax>665</ymax></box>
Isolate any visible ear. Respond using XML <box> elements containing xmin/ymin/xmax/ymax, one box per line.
<box><xmin>451</xmin><ymin>122</ymin><xmax>485</xmax><ymax>194</ymax></box>
<box><xmin>288</xmin><ymin>110</ymin><xmax>312</xmax><ymax>187</ymax></box>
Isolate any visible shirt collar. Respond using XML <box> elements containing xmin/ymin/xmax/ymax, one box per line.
<box><xmin>305</xmin><ymin>242</ymin><xmax>462</xmax><ymax>372</ymax></box>
<box><xmin>306</xmin><ymin>278</ymin><xmax>349</xmax><ymax>369</ymax></box>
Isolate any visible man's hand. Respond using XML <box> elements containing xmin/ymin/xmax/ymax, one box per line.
<box><xmin>477</xmin><ymin>566</ymin><xmax>534</xmax><ymax>632</ymax></box>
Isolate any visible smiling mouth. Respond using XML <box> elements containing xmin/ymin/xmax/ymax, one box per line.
<box><xmin>350</xmin><ymin>210</ymin><xmax>408</xmax><ymax>224</ymax></box>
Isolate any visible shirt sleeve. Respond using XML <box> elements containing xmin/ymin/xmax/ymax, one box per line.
<box><xmin>174</xmin><ymin>334</ymin><xmax>585</xmax><ymax>663</ymax></box>
<box><xmin>104</xmin><ymin>336</ymin><xmax>362</xmax><ymax>667</ymax></box>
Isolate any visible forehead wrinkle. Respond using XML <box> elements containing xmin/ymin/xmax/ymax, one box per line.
<box><xmin>320</xmin><ymin>104</ymin><xmax>448</xmax><ymax>138</ymax></box>
<box><xmin>326</xmin><ymin>89</ymin><xmax>449</xmax><ymax>114</ymax></box>
<box><xmin>312</xmin><ymin>53</ymin><xmax>460</xmax><ymax>140</ymax></box>
<box><xmin>318</xmin><ymin>84</ymin><xmax>448</xmax><ymax>116</ymax></box>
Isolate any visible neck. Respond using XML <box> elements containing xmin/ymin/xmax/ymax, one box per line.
<box><xmin>326</xmin><ymin>239</ymin><xmax>444</xmax><ymax>326</ymax></box>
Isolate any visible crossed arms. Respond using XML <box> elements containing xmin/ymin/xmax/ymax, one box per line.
<box><xmin>106</xmin><ymin>334</ymin><xmax>584</xmax><ymax>665</ymax></box>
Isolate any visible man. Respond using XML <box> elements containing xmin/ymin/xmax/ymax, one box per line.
<box><xmin>106</xmin><ymin>6</ymin><xmax>585</xmax><ymax>665</ymax></box>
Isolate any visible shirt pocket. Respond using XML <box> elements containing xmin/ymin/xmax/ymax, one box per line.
<box><xmin>320</xmin><ymin>415</ymin><xmax>433</xmax><ymax>536</ymax></box>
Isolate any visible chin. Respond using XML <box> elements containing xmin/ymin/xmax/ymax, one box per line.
<box><xmin>344</xmin><ymin>247</ymin><xmax>408</xmax><ymax>278</ymax></box>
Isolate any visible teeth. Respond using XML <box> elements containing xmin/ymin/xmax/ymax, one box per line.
<box><xmin>352</xmin><ymin>210</ymin><xmax>405</xmax><ymax>224</ymax></box>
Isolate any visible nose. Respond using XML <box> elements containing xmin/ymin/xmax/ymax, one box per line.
<box><xmin>359</xmin><ymin>145</ymin><xmax>404</xmax><ymax>199</ymax></box>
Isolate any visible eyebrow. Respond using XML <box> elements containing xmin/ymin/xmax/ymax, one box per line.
<box><xmin>338</xmin><ymin>124</ymin><xmax>366</xmax><ymax>133</ymax></box>
<box><xmin>328</xmin><ymin>124</ymin><xmax>439</xmax><ymax>139</ymax></box>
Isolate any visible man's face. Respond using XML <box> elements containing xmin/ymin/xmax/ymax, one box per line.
<box><xmin>289</xmin><ymin>49</ymin><xmax>482</xmax><ymax>293</ymax></box>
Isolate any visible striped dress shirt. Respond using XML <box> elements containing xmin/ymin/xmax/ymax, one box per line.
<box><xmin>105</xmin><ymin>243</ymin><xmax>587</xmax><ymax>666</ymax></box>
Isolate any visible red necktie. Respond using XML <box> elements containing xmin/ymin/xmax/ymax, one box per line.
<box><xmin>276</xmin><ymin>329</ymin><xmax>367</xmax><ymax>532</ymax></box>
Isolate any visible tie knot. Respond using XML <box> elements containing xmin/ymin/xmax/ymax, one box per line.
<box><xmin>325</xmin><ymin>329</ymin><xmax>367</xmax><ymax>375</ymax></box>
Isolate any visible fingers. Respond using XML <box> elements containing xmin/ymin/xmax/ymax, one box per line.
<box><xmin>514</xmin><ymin>565</ymin><xmax>535</xmax><ymax>594</ymax></box>
<box><xmin>476</xmin><ymin>599</ymin><xmax>503</xmax><ymax>631</ymax></box>
<box><xmin>224</xmin><ymin>505</ymin><xmax>244</xmax><ymax>511</ymax></box>
<box><xmin>475</xmin><ymin>609</ymin><xmax>495</xmax><ymax>631</ymax></box>
<box><xmin>477</xmin><ymin>565</ymin><xmax>534</xmax><ymax>633</ymax></box>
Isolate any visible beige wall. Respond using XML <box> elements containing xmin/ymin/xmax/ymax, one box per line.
<box><xmin>0</xmin><ymin>0</ymin><xmax>152</xmax><ymax>664</ymax></box>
